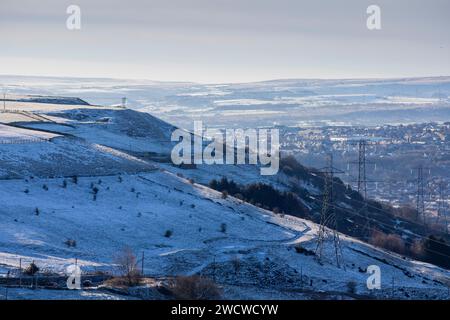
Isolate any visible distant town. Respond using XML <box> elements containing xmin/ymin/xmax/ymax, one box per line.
<box><xmin>279</xmin><ymin>122</ymin><xmax>450</xmax><ymax>226</ymax></box>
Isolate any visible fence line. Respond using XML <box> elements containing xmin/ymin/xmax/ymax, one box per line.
<box><xmin>0</xmin><ymin>137</ymin><xmax>50</xmax><ymax>144</ymax></box>
<box><xmin>0</xmin><ymin>257</ymin><xmax>116</xmax><ymax>296</ymax></box>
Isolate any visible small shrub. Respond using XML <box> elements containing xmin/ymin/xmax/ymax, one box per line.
<box><xmin>347</xmin><ymin>281</ymin><xmax>357</xmax><ymax>294</ymax></box>
<box><xmin>83</xmin><ymin>280</ymin><xmax>94</xmax><ymax>287</ymax></box>
<box><xmin>62</xmin><ymin>180</ymin><xmax>67</xmax><ymax>188</ymax></box>
<box><xmin>220</xmin><ymin>223</ymin><xmax>227</xmax><ymax>233</ymax></box>
<box><xmin>24</xmin><ymin>189</ymin><xmax>29</xmax><ymax>194</ymax></box>
<box><xmin>35</xmin><ymin>207</ymin><xmax>40</xmax><ymax>216</ymax></box>
<box><xmin>72</xmin><ymin>175</ymin><xmax>78</xmax><ymax>184</ymax></box>
<box><xmin>92</xmin><ymin>186</ymin><xmax>99</xmax><ymax>201</ymax></box>
<box><xmin>164</xmin><ymin>230</ymin><xmax>173</xmax><ymax>238</ymax></box>
<box><xmin>188</xmin><ymin>178</ymin><xmax>195</xmax><ymax>184</ymax></box>
<box><xmin>23</xmin><ymin>262</ymin><xmax>39</xmax><ymax>276</ymax></box>
<box><xmin>369</xmin><ymin>230</ymin><xmax>406</xmax><ymax>255</ymax></box>
<box><xmin>410</xmin><ymin>239</ymin><xmax>425</xmax><ymax>258</ymax></box>
<box><xmin>221</xmin><ymin>191</ymin><xmax>228</xmax><ymax>199</ymax></box>
<box><xmin>169</xmin><ymin>275</ymin><xmax>221</xmax><ymax>300</ymax></box>
<box><xmin>294</xmin><ymin>245</ymin><xmax>315</xmax><ymax>256</ymax></box>
<box><xmin>42</xmin><ymin>184</ymin><xmax>48</xmax><ymax>191</ymax></box>
<box><xmin>64</xmin><ymin>239</ymin><xmax>77</xmax><ymax>248</ymax></box>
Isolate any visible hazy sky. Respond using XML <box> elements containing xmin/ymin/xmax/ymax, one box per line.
<box><xmin>0</xmin><ymin>0</ymin><xmax>449</xmax><ymax>83</ymax></box>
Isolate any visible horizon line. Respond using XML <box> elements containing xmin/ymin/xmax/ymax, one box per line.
<box><xmin>1</xmin><ymin>73</ymin><xmax>450</xmax><ymax>86</ymax></box>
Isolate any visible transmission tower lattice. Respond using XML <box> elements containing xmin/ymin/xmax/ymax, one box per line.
<box><xmin>315</xmin><ymin>154</ymin><xmax>345</xmax><ymax>269</ymax></box>
<box><xmin>437</xmin><ymin>182</ymin><xmax>448</xmax><ymax>234</ymax></box>
<box><xmin>357</xmin><ymin>140</ymin><xmax>367</xmax><ymax>198</ymax></box>
<box><xmin>415</xmin><ymin>165</ymin><xmax>426</xmax><ymax>225</ymax></box>
<box><xmin>349</xmin><ymin>139</ymin><xmax>375</xmax><ymax>239</ymax></box>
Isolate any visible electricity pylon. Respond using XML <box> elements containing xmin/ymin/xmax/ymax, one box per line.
<box><xmin>415</xmin><ymin>165</ymin><xmax>427</xmax><ymax>225</ymax></box>
<box><xmin>315</xmin><ymin>153</ymin><xmax>345</xmax><ymax>269</ymax></box>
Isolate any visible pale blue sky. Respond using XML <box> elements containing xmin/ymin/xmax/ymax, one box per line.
<box><xmin>0</xmin><ymin>0</ymin><xmax>449</xmax><ymax>83</ymax></box>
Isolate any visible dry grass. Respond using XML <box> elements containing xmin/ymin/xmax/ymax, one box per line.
<box><xmin>169</xmin><ymin>275</ymin><xmax>222</xmax><ymax>300</ymax></box>
<box><xmin>369</xmin><ymin>230</ymin><xmax>406</xmax><ymax>255</ymax></box>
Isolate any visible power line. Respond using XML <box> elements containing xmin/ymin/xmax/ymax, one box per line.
<box><xmin>437</xmin><ymin>182</ymin><xmax>449</xmax><ymax>234</ymax></box>
<box><xmin>354</xmin><ymin>140</ymin><xmax>368</xmax><ymax>198</ymax></box>
<box><xmin>307</xmin><ymin>170</ymin><xmax>450</xmax><ymax>249</ymax></box>
<box><xmin>306</xmin><ymin>195</ymin><xmax>450</xmax><ymax>261</ymax></box>
<box><xmin>413</xmin><ymin>165</ymin><xmax>431</xmax><ymax>226</ymax></box>
<box><xmin>348</xmin><ymin>139</ymin><xmax>376</xmax><ymax>239</ymax></box>
<box><xmin>314</xmin><ymin>153</ymin><xmax>345</xmax><ymax>269</ymax></box>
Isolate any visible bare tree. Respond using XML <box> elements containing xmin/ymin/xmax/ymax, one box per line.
<box><xmin>113</xmin><ymin>247</ymin><xmax>142</xmax><ymax>286</ymax></box>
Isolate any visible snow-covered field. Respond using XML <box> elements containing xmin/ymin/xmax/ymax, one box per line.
<box><xmin>0</xmin><ymin>288</ymin><xmax>132</xmax><ymax>300</ymax></box>
<box><xmin>0</xmin><ymin>170</ymin><xmax>449</xmax><ymax>299</ymax></box>
<box><xmin>0</xmin><ymin>124</ymin><xmax>58</xmax><ymax>142</ymax></box>
<box><xmin>0</xmin><ymin>93</ymin><xmax>449</xmax><ymax>300</ymax></box>
<box><xmin>0</xmin><ymin>136</ymin><xmax>155</xmax><ymax>179</ymax></box>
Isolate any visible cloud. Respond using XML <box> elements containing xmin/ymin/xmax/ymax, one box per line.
<box><xmin>0</xmin><ymin>0</ymin><xmax>449</xmax><ymax>82</ymax></box>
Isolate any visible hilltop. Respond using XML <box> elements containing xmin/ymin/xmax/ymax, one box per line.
<box><xmin>0</xmin><ymin>95</ymin><xmax>448</xmax><ymax>300</ymax></box>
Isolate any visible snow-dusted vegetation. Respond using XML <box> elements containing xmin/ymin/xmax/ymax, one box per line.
<box><xmin>0</xmin><ymin>94</ymin><xmax>449</xmax><ymax>300</ymax></box>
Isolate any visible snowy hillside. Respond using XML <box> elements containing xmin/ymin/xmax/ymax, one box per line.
<box><xmin>0</xmin><ymin>94</ymin><xmax>449</xmax><ymax>300</ymax></box>
<box><xmin>0</xmin><ymin>170</ymin><xmax>449</xmax><ymax>300</ymax></box>
<box><xmin>0</xmin><ymin>124</ymin><xmax>154</xmax><ymax>179</ymax></box>
<box><xmin>2</xmin><ymin>75</ymin><xmax>450</xmax><ymax>129</ymax></box>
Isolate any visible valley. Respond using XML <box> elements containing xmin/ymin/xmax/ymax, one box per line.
<box><xmin>0</xmin><ymin>91</ymin><xmax>448</xmax><ymax>300</ymax></box>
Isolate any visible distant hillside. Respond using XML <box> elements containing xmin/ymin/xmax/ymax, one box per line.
<box><xmin>1</xmin><ymin>94</ymin><xmax>90</xmax><ymax>106</ymax></box>
<box><xmin>0</xmin><ymin>94</ymin><xmax>448</xmax><ymax>300</ymax></box>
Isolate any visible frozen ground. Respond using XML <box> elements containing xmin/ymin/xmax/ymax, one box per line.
<box><xmin>0</xmin><ymin>170</ymin><xmax>449</xmax><ymax>299</ymax></box>
<box><xmin>0</xmin><ymin>93</ymin><xmax>448</xmax><ymax>300</ymax></box>
<box><xmin>0</xmin><ymin>135</ymin><xmax>155</xmax><ymax>179</ymax></box>
<box><xmin>0</xmin><ymin>287</ymin><xmax>132</xmax><ymax>300</ymax></box>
